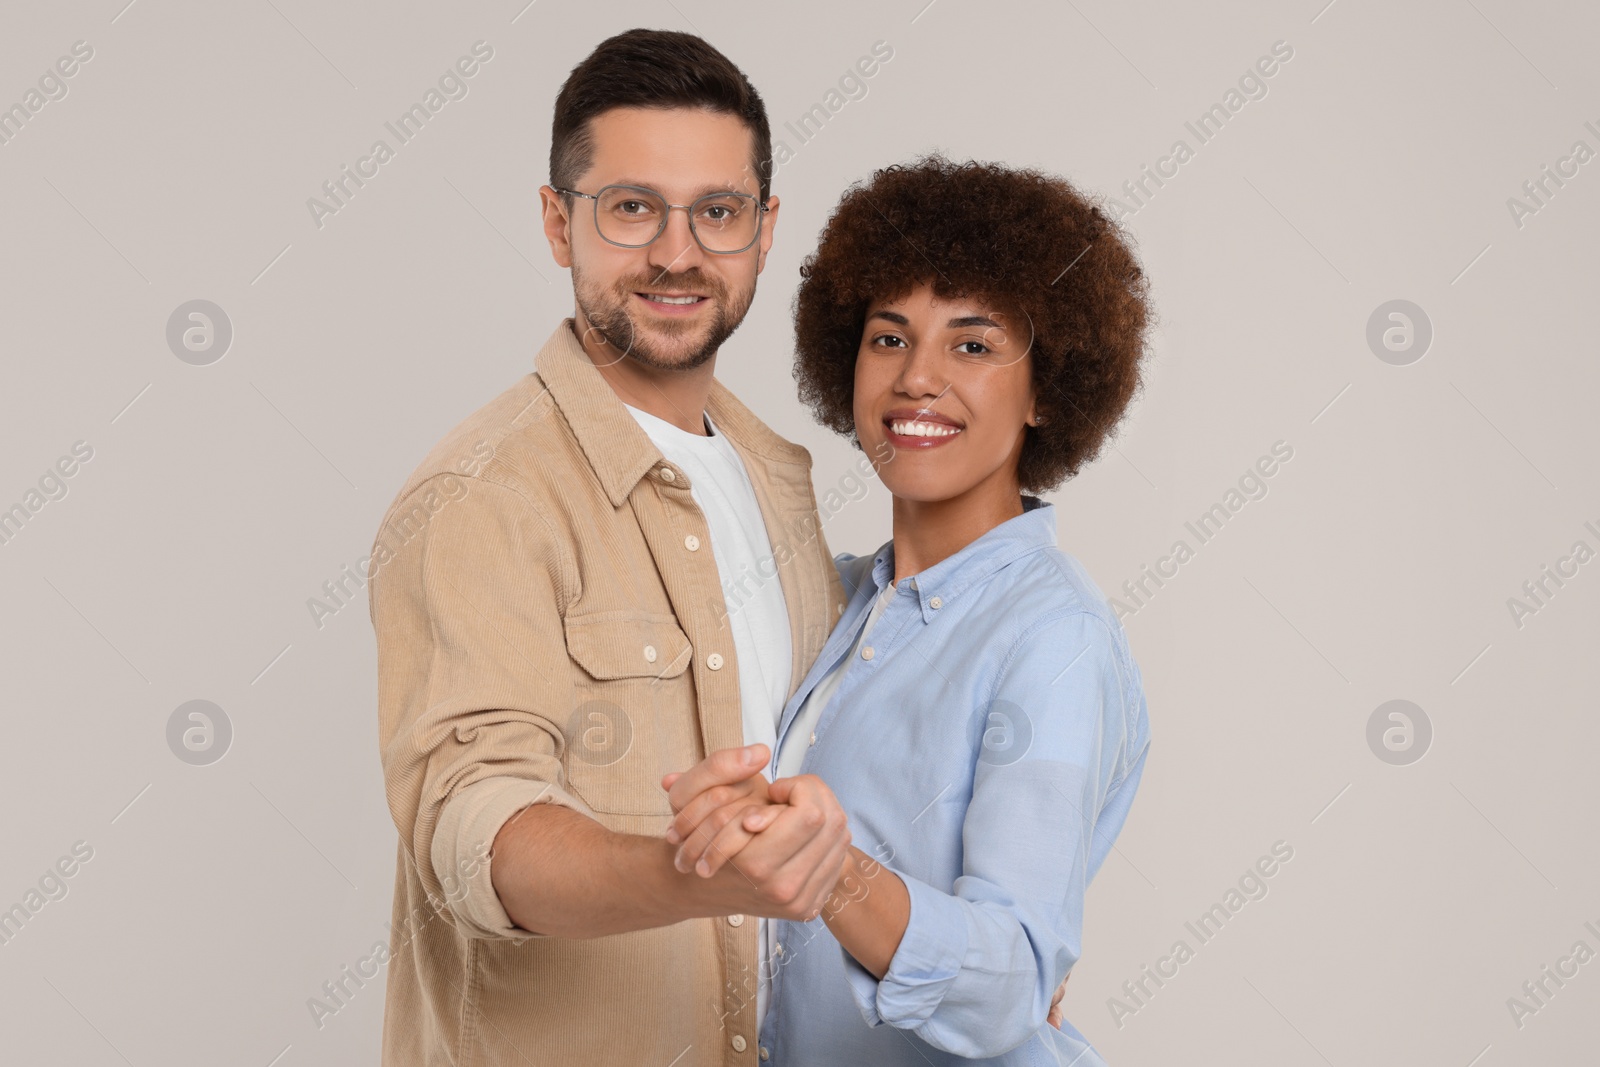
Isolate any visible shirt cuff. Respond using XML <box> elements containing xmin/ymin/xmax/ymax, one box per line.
<box><xmin>431</xmin><ymin>775</ymin><xmax>593</xmax><ymax>939</ymax></box>
<box><xmin>841</xmin><ymin>871</ymin><xmax>969</xmax><ymax>1029</ymax></box>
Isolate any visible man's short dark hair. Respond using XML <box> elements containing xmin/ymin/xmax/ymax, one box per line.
<box><xmin>551</xmin><ymin>29</ymin><xmax>773</xmax><ymax>200</ymax></box>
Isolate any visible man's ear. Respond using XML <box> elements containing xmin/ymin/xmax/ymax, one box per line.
<box><xmin>754</xmin><ymin>195</ymin><xmax>780</xmax><ymax>276</ymax></box>
<box><xmin>539</xmin><ymin>184</ymin><xmax>574</xmax><ymax>269</ymax></box>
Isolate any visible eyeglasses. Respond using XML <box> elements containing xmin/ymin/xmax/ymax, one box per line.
<box><xmin>553</xmin><ymin>183</ymin><xmax>769</xmax><ymax>255</ymax></box>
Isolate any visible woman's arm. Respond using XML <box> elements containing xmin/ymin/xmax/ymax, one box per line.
<box><xmin>818</xmin><ymin>850</ymin><xmax>1071</xmax><ymax>1023</ymax></box>
<box><xmin>828</xmin><ymin>609</ymin><xmax>1149</xmax><ymax>1059</ymax></box>
<box><xmin>819</xmin><ymin>845</ymin><xmax>909</xmax><ymax>977</ymax></box>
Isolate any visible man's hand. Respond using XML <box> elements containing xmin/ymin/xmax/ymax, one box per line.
<box><xmin>661</xmin><ymin>744</ymin><xmax>851</xmax><ymax>922</ymax></box>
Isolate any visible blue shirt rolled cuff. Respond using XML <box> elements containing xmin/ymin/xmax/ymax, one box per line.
<box><xmin>840</xmin><ymin>869</ymin><xmax>971</xmax><ymax>1030</ymax></box>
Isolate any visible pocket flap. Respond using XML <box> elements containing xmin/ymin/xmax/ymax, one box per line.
<box><xmin>563</xmin><ymin>611</ymin><xmax>692</xmax><ymax>680</ymax></box>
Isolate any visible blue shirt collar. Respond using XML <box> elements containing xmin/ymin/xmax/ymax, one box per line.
<box><xmin>866</xmin><ymin>495</ymin><xmax>1058</xmax><ymax>624</ymax></box>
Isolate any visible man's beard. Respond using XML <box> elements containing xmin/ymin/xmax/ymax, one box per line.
<box><xmin>573</xmin><ymin>264</ymin><xmax>755</xmax><ymax>372</ymax></box>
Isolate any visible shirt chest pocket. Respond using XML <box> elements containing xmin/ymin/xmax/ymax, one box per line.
<box><xmin>561</xmin><ymin>610</ymin><xmax>695</xmax><ymax>816</ymax></box>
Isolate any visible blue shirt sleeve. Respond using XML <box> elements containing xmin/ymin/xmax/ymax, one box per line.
<box><xmin>839</xmin><ymin>608</ymin><xmax>1150</xmax><ymax>1058</ymax></box>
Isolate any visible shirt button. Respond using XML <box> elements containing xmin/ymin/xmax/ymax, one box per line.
<box><xmin>774</xmin><ymin>941</ymin><xmax>784</xmax><ymax>955</ymax></box>
<box><xmin>727</xmin><ymin>914</ymin><xmax>744</xmax><ymax>926</ymax></box>
<box><xmin>929</xmin><ymin>596</ymin><xmax>943</xmax><ymax>609</ymax></box>
<box><xmin>860</xmin><ymin>646</ymin><xmax>874</xmax><ymax>661</ymax></box>
<box><xmin>660</xmin><ymin>466</ymin><xmax>676</xmax><ymax>482</ymax></box>
<box><xmin>643</xmin><ymin>644</ymin><xmax>657</xmax><ymax>663</ymax></box>
<box><xmin>809</xmin><ymin>731</ymin><xmax>817</xmax><ymax>746</ymax></box>
<box><xmin>837</xmin><ymin>603</ymin><xmax>844</xmax><ymax>615</ymax></box>
<box><xmin>707</xmin><ymin>652</ymin><xmax>724</xmax><ymax>670</ymax></box>
<box><xmin>760</xmin><ymin>1047</ymin><xmax>770</xmax><ymax>1061</ymax></box>
<box><xmin>731</xmin><ymin>1035</ymin><xmax>747</xmax><ymax>1052</ymax></box>
<box><xmin>684</xmin><ymin>534</ymin><xmax>700</xmax><ymax>551</ymax></box>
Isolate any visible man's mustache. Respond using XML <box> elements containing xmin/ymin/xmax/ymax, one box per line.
<box><xmin>618</xmin><ymin>270</ymin><xmax>725</xmax><ymax>299</ymax></box>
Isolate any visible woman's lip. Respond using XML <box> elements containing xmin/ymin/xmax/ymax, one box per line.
<box><xmin>882</xmin><ymin>422</ymin><xmax>964</xmax><ymax>449</ymax></box>
<box><xmin>882</xmin><ymin>408</ymin><xmax>964</xmax><ymax>428</ymax></box>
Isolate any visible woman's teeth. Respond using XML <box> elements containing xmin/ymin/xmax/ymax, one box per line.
<box><xmin>890</xmin><ymin>420</ymin><xmax>961</xmax><ymax>437</ymax></box>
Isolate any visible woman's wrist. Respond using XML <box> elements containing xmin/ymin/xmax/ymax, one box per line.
<box><xmin>819</xmin><ymin>845</ymin><xmax>911</xmax><ymax>979</ymax></box>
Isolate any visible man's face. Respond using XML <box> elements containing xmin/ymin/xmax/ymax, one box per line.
<box><xmin>541</xmin><ymin>107</ymin><xmax>778</xmax><ymax>371</ymax></box>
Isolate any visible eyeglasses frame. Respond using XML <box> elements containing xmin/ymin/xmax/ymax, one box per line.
<box><xmin>552</xmin><ymin>183</ymin><xmax>771</xmax><ymax>255</ymax></box>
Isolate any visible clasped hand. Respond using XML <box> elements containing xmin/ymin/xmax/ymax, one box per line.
<box><xmin>660</xmin><ymin>743</ymin><xmax>850</xmax><ymax>923</ymax></box>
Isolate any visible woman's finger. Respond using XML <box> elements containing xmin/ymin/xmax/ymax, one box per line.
<box><xmin>796</xmin><ymin>833</ymin><xmax>852</xmax><ymax>919</ymax></box>
<box><xmin>671</xmin><ymin>781</ymin><xmax>752</xmax><ymax>848</ymax></box>
<box><xmin>691</xmin><ymin>802</ymin><xmax>780</xmax><ymax>877</ymax></box>
<box><xmin>758</xmin><ymin>801</ymin><xmax>849</xmax><ymax>916</ymax></box>
<box><xmin>742</xmin><ymin>805</ymin><xmax>782</xmax><ymax>832</ymax></box>
<box><xmin>677</xmin><ymin>798</ymin><xmax>764</xmax><ymax>874</ymax></box>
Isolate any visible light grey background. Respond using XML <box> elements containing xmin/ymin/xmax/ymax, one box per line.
<box><xmin>2</xmin><ymin>0</ymin><xmax>1596</xmax><ymax>1063</ymax></box>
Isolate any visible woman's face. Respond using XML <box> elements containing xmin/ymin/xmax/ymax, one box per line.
<box><xmin>853</xmin><ymin>281</ymin><xmax>1039</xmax><ymax>504</ymax></box>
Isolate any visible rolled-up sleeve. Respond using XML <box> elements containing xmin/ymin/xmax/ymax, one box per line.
<box><xmin>370</xmin><ymin>473</ymin><xmax>594</xmax><ymax>941</ymax></box>
<box><xmin>840</xmin><ymin>609</ymin><xmax>1149</xmax><ymax>1058</ymax></box>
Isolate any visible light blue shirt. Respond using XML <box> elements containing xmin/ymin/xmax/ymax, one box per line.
<box><xmin>761</xmin><ymin>495</ymin><xmax>1151</xmax><ymax>1065</ymax></box>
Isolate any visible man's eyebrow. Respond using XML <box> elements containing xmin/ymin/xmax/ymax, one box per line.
<box><xmin>610</xmin><ymin>179</ymin><xmax>751</xmax><ymax>199</ymax></box>
<box><xmin>867</xmin><ymin>310</ymin><xmax>909</xmax><ymax>325</ymax></box>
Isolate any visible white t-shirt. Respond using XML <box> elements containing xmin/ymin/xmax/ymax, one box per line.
<box><xmin>622</xmin><ymin>401</ymin><xmax>793</xmax><ymax>1031</ymax></box>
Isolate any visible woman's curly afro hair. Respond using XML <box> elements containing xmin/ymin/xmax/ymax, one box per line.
<box><xmin>793</xmin><ymin>154</ymin><xmax>1153</xmax><ymax>494</ymax></box>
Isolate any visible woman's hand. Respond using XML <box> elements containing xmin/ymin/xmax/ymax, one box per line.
<box><xmin>1048</xmin><ymin>972</ymin><xmax>1070</xmax><ymax>1029</ymax></box>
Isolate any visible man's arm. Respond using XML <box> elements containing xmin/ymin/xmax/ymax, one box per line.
<box><xmin>373</xmin><ymin>475</ymin><xmax>848</xmax><ymax>942</ymax></box>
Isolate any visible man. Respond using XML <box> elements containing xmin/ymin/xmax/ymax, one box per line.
<box><xmin>368</xmin><ymin>29</ymin><xmax>852</xmax><ymax>1066</ymax></box>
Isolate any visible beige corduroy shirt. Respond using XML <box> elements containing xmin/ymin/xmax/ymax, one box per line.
<box><xmin>368</xmin><ymin>319</ymin><xmax>849</xmax><ymax>1065</ymax></box>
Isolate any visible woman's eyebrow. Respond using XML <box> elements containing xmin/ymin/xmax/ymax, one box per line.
<box><xmin>867</xmin><ymin>310</ymin><xmax>909</xmax><ymax>325</ymax></box>
<box><xmin>947</xmin><ymin>315</ymin><xmax>1000</xmax><ymax>328</ymax></box>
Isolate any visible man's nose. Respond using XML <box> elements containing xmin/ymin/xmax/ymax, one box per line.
<box><xmin>647</xmin><ymin>205</ymin><xmax>706</xmax><ymax>276</ymax></box>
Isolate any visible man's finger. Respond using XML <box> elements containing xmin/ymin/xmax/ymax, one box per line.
<box><xmin>666</xmin><ymin>744</ymin><xmax>769</xmax><ymax>813</ymax></box>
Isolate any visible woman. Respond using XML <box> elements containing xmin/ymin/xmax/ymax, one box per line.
<box><xmin>668</xmin><ymin>155</ymin><xmax>1153</xmax><ymax>1064</ymax></box>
